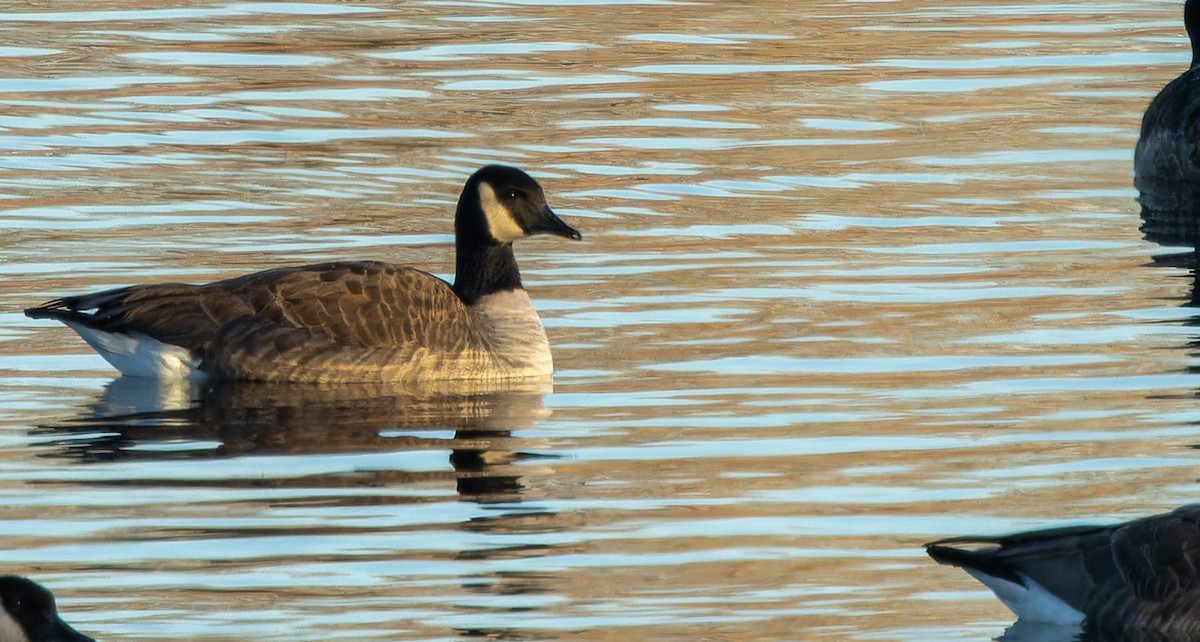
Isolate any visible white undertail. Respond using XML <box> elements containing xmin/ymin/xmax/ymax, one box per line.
<box><xmin>964</xmin><ymin>568</ymin><xmax>1085</xmax><ymax>626</ymax></box>
<box><xmin>64</xmin><ymin>321</ymin><xmax>205</xmax><ymax>380</ymax></box>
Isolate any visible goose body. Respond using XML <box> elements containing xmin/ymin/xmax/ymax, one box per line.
<box><xmin>926</xmin><ymin>504</ymin><xmax>1200</xmax><ymax>634</ymax></box>
<box><xmin>0</xmin><ymin>576</ymin><xmax>94</xmax><ymax>642</ymax></box>
<box><xmin>25</xmin><ymin>165</ymin><xmax>580</xmax><ymax>384</ymax></box>
<box><xmin>1135</xmin><ymin>0</ymin><xmax>1200</xmax><ymax>207</ymax></box>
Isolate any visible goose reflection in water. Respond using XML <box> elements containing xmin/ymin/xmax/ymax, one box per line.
<box><xmin>32</xmin><ymin>377</ymin><xmax>556</xmax><ymax>502</ymax></box>
<box><xmin>1140</xmin><ymin>202</ymin><xmax>1200</xmax><ymax>373</ymax></box>
<box><xmin>29</xmin><ymin>378</ymin><xmax>568</xmax><ymax>638</ymax></box>
<box><xmin>1141</xmin><ymin>200</ymin><xmax>1200</xmax><ymax>257</ymax></box>
<box><xmin>999</xmin><ymin>619</ymin><xmax>1199</xmax><ymax>642</ymax></box>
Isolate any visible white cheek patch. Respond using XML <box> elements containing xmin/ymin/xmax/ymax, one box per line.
<box><xmin>478</xmin><ymin>182</ymin><xmax>526</xmax><ymax>243</ymax></box>
<box><xmin>0</xmin><ymin>608</ymin><xmax>30</xmax><ymax>642</ymax></box>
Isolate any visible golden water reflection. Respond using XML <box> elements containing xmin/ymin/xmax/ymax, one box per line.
<box><xmin>0</xmin><ymin>0</ymin><xmax>1199</xmax><ymax>639</ymax></box>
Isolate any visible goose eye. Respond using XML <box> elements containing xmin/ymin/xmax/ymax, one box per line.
<box><xmin>506</xmin><ymin>190</ymin><xmax>519</xmax><ymax>199</ymax></box>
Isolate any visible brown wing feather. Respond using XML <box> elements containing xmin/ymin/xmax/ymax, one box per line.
<box><xmin>1111</xmin><ymin>509</ymin><xmax>1200</xmax><ymax>602</ymax></box>
<box><xmin>26</xmin><ymin>282</ymin><xmax>242</xmax><ymax>350</ymax></box>
<box><xmin>203</xmin><ymin>262</ymin><xmax>497</xmax><ymax>382</ymax></box>
<box><xmin>209</xmin><ymin>261</ymin><xmax>483</xmax><ymax>349</ymax></box>
<box><xmin>28</xmin><ymin>261</ymin><xmax>495</xmax><ymax>382</ymax></box>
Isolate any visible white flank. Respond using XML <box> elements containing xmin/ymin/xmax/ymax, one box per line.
<box><xmin>471</xmin><ymin>289</ymin><xmax>553</xmax><ymax>376</ymax></box>
<box><xmin>964</xmin><ymin>568</ymin><xmax>1085</xmax><ymax>626</ymax></box>
<box><xmin>477</xmin><ymin>182</ymin><xmax>526</xmax><ymax>243</ymax></box>
<box><xmin>0</xmin><ymin>608</ymin><xmax>30</xmax><ymax>642</ymax></box>
<box><xmin>64</xmin><ymin>320</ymin><xmax>206</xmax><ymax>380</ymax></box>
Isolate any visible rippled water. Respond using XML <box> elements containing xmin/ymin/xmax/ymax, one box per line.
<box><xmin>1</xmin><ymin>1</ymin><xmax>1197</xmax><ymax>640</ymax></box>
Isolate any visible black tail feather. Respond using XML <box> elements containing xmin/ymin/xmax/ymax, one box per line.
<box><xmin>24</xmin><ymin>299</ymin><xmax>99</xmax><ymax>327</ymax></box>
<box><xmin>25</xmin><ymin>286</ymin><xmax>138</xmax><ymax>328</ymax></box>
<box><xmin>925</xmin><ymin>538</ymin><xmax>1023</xmax><ymax>584</ymax></box>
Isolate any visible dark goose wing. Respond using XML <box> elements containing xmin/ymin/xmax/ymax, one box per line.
<box><xmin>1094</xmin><ymin>505</ymin><xmax>1200</xmax><ymax>632</ymax></box>
<box><xmin>27</xmin><ymin>261</ymin><xmax>494</xmax><ymax>382</ymax></box>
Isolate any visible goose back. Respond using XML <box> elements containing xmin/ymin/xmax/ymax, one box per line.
<box><xmin>29</xmin><ymin>261</ymin><xmax>509</xmax><ymax>383</ymax></box>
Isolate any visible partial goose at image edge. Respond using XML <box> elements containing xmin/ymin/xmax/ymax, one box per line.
<box><xmin>925</xmin><ymin>504</ymin><xmax>1200</xmax><ymax>640</ymax></box>
<box><xmin>1134</xmin><ymin>0</ymin><xmax>1200</xmax><ymax>208</ymax></box>
<box><xmin>0</xmin><ymin>576</ymin><xmax>94</xmax><ymax>642</ymax></box>
<box><xmin>23</xmin><ymin>165</ymin><xmax>581</xmax><ymax>385</ymax></box>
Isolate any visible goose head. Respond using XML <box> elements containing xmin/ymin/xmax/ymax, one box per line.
<box><xmin>456</xmin><ymin>165</ymin><xmax>581</xmax><ymax>246</ymax></box>
<box><xmin>0</xmin><ymin>577</ymin><xmax>94</xmax><ymax>642</ymax></box>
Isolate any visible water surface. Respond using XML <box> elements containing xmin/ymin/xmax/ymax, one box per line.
<box><xmin>0</xmin><ymin>1</ymin><xmax>1197</xmax><ymax>640</ymax></box>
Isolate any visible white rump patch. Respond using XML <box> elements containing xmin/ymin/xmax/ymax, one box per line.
<box><xmin>477</xmin><ymin>182</ymin><xmax>526</xmax><ymax>243</ymax></box>
<box><xmin>0</xmin><ymin>608</ymin><xmax>29</xmax><ymax>642</ymax></box>
<box><xmin>64</xmin><ymin>321</ymin><xmax>206</xmax><ymax>381</ymax></box>
<box><xmin>965</xmin><ymin>568</ymin><xmax>1085</xmax><ymax>626</ymax></box>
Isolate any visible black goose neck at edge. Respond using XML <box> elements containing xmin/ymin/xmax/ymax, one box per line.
<box><xmin>1189</xmin><ymin>0</ymin><xmax>1200</xmax><ymax>68</ymax></box>
<box><xmin>452</xmin><ymin>237</ymin><xmax>522</xmax><ymax>305</ymax></box>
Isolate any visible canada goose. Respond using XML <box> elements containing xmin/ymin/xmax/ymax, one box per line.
<box><xmin>1135</xmin><ymin>0</ymin><xmax>1200</xmax><ymax>205</ymax></box>
<box><xmin>925</xmin><ymin>504</ymin><xmax>1200</xmax><ymax>634</ymax></box>
<box><xmin>25</xmin><ymin>165</ymin><xmax>581</xmax><ymax>384</ymax></box>
<box><xmin>0</xmin><ymin>576</ymin><xmax>94</xmax><ymax>642</ymax></box>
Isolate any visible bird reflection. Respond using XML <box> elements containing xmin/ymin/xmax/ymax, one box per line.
<box><xmin>1141</xmin><ymin>202</ymin><xmax>1200</xmax><ymax>251</ymax></box>
<box><xmin>27</xmin><ymin>378</ymin><xmax>578</xmax><ymax>642</ymax></box>
<box><xmin>32</xmin><ymin>376</ymin><xmax>555</xmax><ymax>504</ymax></box>
<box><xmin>1141</xmin><ymin>203</ymin><xmax>1200</xmax><ymax>309</ymax></box>
<box><xmin>1000</xmin><ymin>618</ymin><xmax>1199</xmax><ymax>642</ymax></box>
<box><xmin>1138</xmin><ymin>203</ymin><xmax>1200</xmax><ymax>413</ymax></box>
<box><xmin>995</xmin><ymin>619</ymin><xmax>1081</xmax><ymax>642</ymax></box>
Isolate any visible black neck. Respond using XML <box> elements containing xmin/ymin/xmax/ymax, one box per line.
<box><xmin>1189</xmin><ymin>0</ymin><xmax>1200</xmax><ymax>68</ymax></box>
<box><xmin>452</xmin><ymin>237</ymin><xmax>523</xmax><ymax>305</ymax></box>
